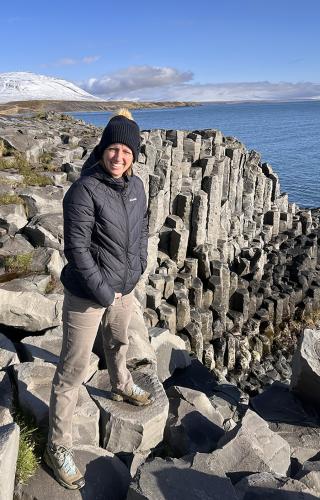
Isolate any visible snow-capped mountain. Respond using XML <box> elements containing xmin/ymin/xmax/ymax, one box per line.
<box><xmin>0</xmin><ymin>72</ymin><xmax>100</xmax><ymax>103</ymax></box>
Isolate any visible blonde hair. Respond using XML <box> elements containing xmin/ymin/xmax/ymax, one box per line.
<box><xmin>112</xmin><ymin>108</ymin><xmax>134</xmax><ymax>121</ymax></box>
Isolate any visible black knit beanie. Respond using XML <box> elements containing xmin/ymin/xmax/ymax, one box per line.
<box><xmin>96</xmin><ymin>114</ymin><xmax>140</xmax><ymax>162</ymax></box>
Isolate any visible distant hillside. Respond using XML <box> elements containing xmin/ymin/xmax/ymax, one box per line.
<box><xmin>0</xmin><ymin>72</ymin><xmax>99</xmax><ymax>103</ymax></box>
<box><xmin>0</xmin><ymin>99</ymin><xmax>198</xmax><ymax>116</ymax></box>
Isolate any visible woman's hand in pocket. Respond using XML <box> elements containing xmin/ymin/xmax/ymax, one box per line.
<box><xmin>111</xmin><ymin>292</ymin><xmax>122</xmax><ymax>305</ymax></box>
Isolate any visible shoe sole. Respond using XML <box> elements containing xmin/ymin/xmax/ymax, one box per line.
<box><xmin>111</xmin><ymin>393</ymin><xmax>154</xmax><ymax>406</ymax></box>
<box><xmin>43</xmin><ymin>449</ymin><xmax>85</xmax><ymax>490</ymax></box>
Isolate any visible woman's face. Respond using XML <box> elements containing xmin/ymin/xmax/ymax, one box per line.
<box><xmin>102</xmin><ymin>143</ymin><xmax>133</xmax><ymax>178</ymax></box>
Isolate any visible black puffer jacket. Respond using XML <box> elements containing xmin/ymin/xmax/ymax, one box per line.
<box><xmin>60</xmin><ymin>162</ymin><xmax>148</xmax><ymax>307</ymax></box>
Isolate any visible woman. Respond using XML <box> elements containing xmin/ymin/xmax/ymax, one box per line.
<box><xmin>44</xmin><ymin>109</ymin><xmax>151</xmax><ymax>490</ymax></box>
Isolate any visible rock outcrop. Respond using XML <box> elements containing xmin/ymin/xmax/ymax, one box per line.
<box><xmin>0</xmin><ymin>112</ymin><xmax>319</xmax><ymax>498</ymax></box>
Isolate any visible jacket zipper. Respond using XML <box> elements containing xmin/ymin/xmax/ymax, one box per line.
<box><xmin>121</xmin><ymin>191</ymin><xmax>129</xmax><ymax>292</ymax></box>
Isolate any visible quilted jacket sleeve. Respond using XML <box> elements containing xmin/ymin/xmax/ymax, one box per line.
<box><xmin>139</xmin><ymin>181</ymin><xmax>149</xmax><ymax>273</ymax></box>
<box><xmin>63</xmin><ymin>181</ymin><xmax>115</xmax><ymax>306</ymax></box>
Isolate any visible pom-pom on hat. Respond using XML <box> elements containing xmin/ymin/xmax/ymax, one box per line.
<box><xmin>96</xmin><ymin>108</ymin><xmax>140</xmax><ymax>162</ymax></box>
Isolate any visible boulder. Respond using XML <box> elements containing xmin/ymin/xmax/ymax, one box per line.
<box><xmin>213</xmin><ymin>409</ymin><xmax>291</xmax><ymax>481</ymax></box>
<box><xmin>0</xmin><ymin>233</ymin><xmax>34</xmax><ymax>258</ymax></box>
<box><xmin>0</xmin><ymin>203</ymin><xmax>27</xmax><ymax>235</ymax></box>
<box><xmin>14</xmin><ymin>444</ymin><xmax>130</xmax><ymax>500</ymax></box>
<box><xmin>16</xmin><ymin>185</ymin><xmax>65</xmax><ymax>218</ymax></box>
<box><xmin>21</xmin><ymin>326</ymin><xmax>99</xmax><ymax>383</ymax></box>
<box><xmin>291</xmin><ymin>328</ymin><xmax>320</xmax><ymax>410</ymax></box>
<box><xmin>23</xmin><ymin>212</ymin><xmax>64</xmax><ymax>250</ymax></box>
<box><xmin>0</xmin><ymin>423</ymin><xmax>20</xmax><ymax>500</ymax></box>
<box><xmin>87</xmin><ymin>368</ymin><xmax>168</xmax><ymax>453</ymax></box>
<box><xmin>0</xmin><ymin>280</ymin><xmax>62</xmax><ymax>331</ymax></box>
<box><xmin>296</xmin><ymin>460</ymin><xmax>320</xmax><ymax>495</ymax></box>
<box><xmin>164</xmin><ymin>385</ymin><xmax>225</xmax><ymax>456</ymax></box>
<box><xmin>0</xmin><ymin>332</ymin><xmax>19</xmax><ymax>368</ymax></box>
<box><xmin>0</xmin><ymin>371</ymin><xmax>14</xmax><ymax>426</ymax></box>
<box><xmin>13</xmin><ymin>362</ymin><xmax>99</xmax><ymax>446</ymax></box>
<box><xmin>127</xmin><ymin>453</ymin><xmax>238</xmax><ymax>500</ymax></box>
<box><xmin>235</xmin><ymin>472</ymin><xmax>318</xmax><ymax>499</ymax></box>
<box><xmin>149</xmin><ymin>327</ymin><xmax>191</xmax><ymax>382</ymax></box>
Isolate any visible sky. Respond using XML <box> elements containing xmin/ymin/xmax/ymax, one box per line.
<box><xmin>1</xmin><ymin>0</ymin><xmax>320</xmax><ymax>101</ymax></box>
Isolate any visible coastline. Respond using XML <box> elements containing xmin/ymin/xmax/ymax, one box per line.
<box><xmin>0</xmin><ymin>99</ymin><xmax>200</xmax><ymax>116</ymax></box>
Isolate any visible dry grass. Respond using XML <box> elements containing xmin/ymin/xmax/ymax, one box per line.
<box><xmin>3</xmin><ymin>253</ymin><xmax>33</xmax><ymax>273</ymax></box>
<box><xmin>0</xmin><ymin>194</ymin><xmax>24</xmax><ymax>205</ymax></box>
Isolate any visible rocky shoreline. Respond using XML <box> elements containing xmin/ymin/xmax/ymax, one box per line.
<box><xmin>0</xmin><ymin>111</ymin><xmax>320</xmax><ymax>498</ymax></box>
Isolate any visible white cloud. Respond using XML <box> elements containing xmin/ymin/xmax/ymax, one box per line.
<box><xmin>80</xmin><ymin>65</ymin><xmax>193</xmax><ymax>96</ymax></box>
<box><xmin>54</xmin><ymin>56</ymin><xmax>100</xmax><ymax>66</ymax></box>
<box><xmin>57</xmin><ymin>58</ymin><xmax>77</xmax><ymax>66</ymax></box>
<box><xmin>79</xmin><ymin>66</ymin><xmax>320</xmax><ymax>101</ymax></box>
<box><xmin>82</xmin><ymin>56</ymin><xmax>100</xmax><ymax>64</ymax></box>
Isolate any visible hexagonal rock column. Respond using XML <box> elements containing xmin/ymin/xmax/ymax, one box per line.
<box><xmin>164</xmin><ymin>385</ymin><xmax>225</xmax><ymax>456</ymax></box>
<box><xmin>87</xmin><ymin>369</ymin><xmax>168</xmax><ymax>454</ymax></box>
<box><xmin>13</xmin><ymin>362</ymin><xmax>99</xmax><ymax>447</ymax></box>
<box><xmin>127</xmin><ymin>453</ymin><xmax>239</xmax><ymax>500</ymax></box>
<box><xmin>291</xmin><ymin>328</ymin><xmax>320</xmax><ymax>410</ymax></box>
<box><xmin>0</xmin><ymin>423</ymin><xmax>20</xmax><ymax>500</ymax></box>
<box><xmin>0</xmin><ymin>332</ymin><xmax>19</xmax><ymax>368</ymax></box>
<box><xmin>213</xmin><ymin>409</ymin><xmax>291</xmax><ymax>481</ymax></box>
<box><xmin>14</xmin><ymin>445</ymin><xmax>130</xmax><ymax>500</ymax></box>
<box><xmin>149</xmin><ymin>327</ymin><xmax>191</xmax><ymax>382</ymax></box>
<box><xmin>21</xmin><ymin>327</ymin><xmax>99</xmax><ymax>383</ymax></box>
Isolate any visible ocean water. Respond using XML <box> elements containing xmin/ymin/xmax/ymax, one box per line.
<box><xmin>70</xmin><ymin>101</ymin><xmax>320</xmax><ymax>208</ymax></box>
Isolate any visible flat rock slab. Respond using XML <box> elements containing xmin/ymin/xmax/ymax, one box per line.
<box><xmin>0</xmin><ymin>281</ymin><xmax>62</xmax><ymax>331</ymax></box>
<box><xmin>21</xmin><ymin>327</ymin><xmax>98</xmax><ymax>382</ymax></box>
<box><xmin>164</xmin><ymin>385</ymin><xmax>225</xmax><ymax>456</ymax></box>
<box><xmin>0</xmin><ymin>423</ymin><xmax>20</xmax><ymax>500</ymax></box>
<box><xmin>149</xmin><ymin>327</ymin><xmax>191</xmax><ymax>382</ymax></box>
<box><xmin>87</xmin><ymin>369</ymin><xmax>168</xmax><ymax>453</ymax></box>
<box><xmin>214</xmin><ymin>409</ymin><xmax>291</xmax><ymax>482</ymax></box>
<box><xmin>0</xmin><ymin>371</ymin><xmax>14</xmax><ymax>426</ymax></box>
<box><xmin>15</xmin><ymin>445</ymin><xmax>130</xmax><ymax>500</ymax></box>
<box><xmin>291</xmin><ymin>328</ymin><xmax>320</xmax><ymax>410</ymax></box>
<box><xmin>13</xmin><ymin>362</ymin><xmax>99</xmax><ymax>446</ymax></box>
<box><xmin>0</xmin><ymin>332</ymin><xmax>19</xmax><ymax>368</ymax></box>
<box><xmin>127</xmin><ymin>454</ymin><xmax>238</xmax><ymax>500</ymax></box>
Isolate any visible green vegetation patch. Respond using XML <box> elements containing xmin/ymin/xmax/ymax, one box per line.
<box><xmin>0</xmin><ymin>157</ymin><xmax>15</xmax><ymax>170</ymax></box>
<box><xmin>4</xmin><ymin>153</ymin><xmax>54</xmax><ymax>186</ymax></box>
<box><xmin>13</xmin><ymin>405</ymin><xmax>45</xmax><ymax>485</ymax></box>
<box><xmin>0</xmin><ymin>194</ymin><xmax>24</xmax><ymax>206</ymax></box>
<box><xmin>3</xmin><ymin>252</ymin><xmax>33</xmax><ymax>273</ymax></box>
<box><xmin>22</xmin><ymin>170</ymin><xmax>53</xmax><ymax>186</ymax></box>
<box><xmin>16</xmin><ymin>424</ymin><xmax>40</xmax><ymax>484</ymax></box>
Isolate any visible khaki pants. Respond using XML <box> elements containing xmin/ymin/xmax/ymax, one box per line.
<box><xmin>48</xmin><ymin>289</ymin><xmax>134</xmax><ymax>448</ymax></box>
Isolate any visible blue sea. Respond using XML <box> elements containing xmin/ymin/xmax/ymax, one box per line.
<box><xmin>70</xmin><ymin>101</ymin><xmax>320</xmax><ymax>208</ymax></box>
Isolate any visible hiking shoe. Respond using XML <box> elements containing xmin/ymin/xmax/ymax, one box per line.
<box><xmin>111</xmin><ymin>383</ymin><xmax>154</xmax><ymax>406</ymax></box>
<box><xmin>44</xmin><ymin>444</ymin><xmax>85</xmax><ymax>490</ymax></box>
